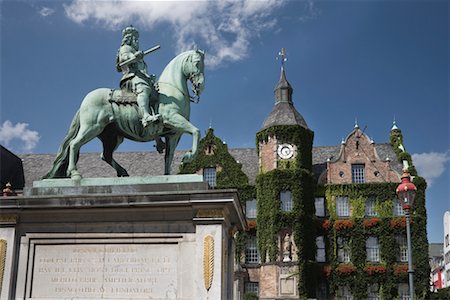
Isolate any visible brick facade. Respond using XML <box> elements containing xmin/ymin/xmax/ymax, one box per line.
<box><xmin>327</xmin><ymin>127</ymin><xmax>400</xmax><ymax>184</ymax></box>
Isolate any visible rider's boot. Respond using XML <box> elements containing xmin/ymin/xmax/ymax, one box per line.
<box><xmin>137</xmin><ymin>93</ymin><xmax>160</xmax><ymax>127</ymax></box>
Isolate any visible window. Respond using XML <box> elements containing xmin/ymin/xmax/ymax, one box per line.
<box><xmin>244</xmin><ymin>281</ymin><xmax>259</xmax><ymax>295</ymax></box>
<box><xmin>337</xmin><ymin>285</ymin><xmax>353</xmax><ymax>300</ymax></box>
<box><xmin>396</xmin><ymin>235</ymin><xmax>408</xmax><ymax>262</ymax></box>
<box><xmin>280</xmin><ymin>190</ymin><xmax>293</xmax><ymax>212</ymax></box>
<box><xmin>203</xmin><ymin>167</ymin><xmax>216</xmax><ymax>187</ymax></box>
<box><xmin>368</xmin><ymin>283</ymin><xmax>380</xmax><ymax>300</ymax></box>
<box><xmin>315</xmin><ymin>197</ymin><xmax>326</xmax><ymax>217</ymax></box>
<box><xmin>337</xmin><ymin>237</ymin><xmax>351</xmax><ymax>263</ymax></box>
<box><xmin>316</xmin><ymin>282</ymin><xmax>328</xmax><ymax>300</ymax></box>
<box><xmin>245</xmin><ymin>236</ymin><xmax>259</xmax><ymax>264</ymax></box>
<box><xmin>246</xmin><ymin>199</ymin><xmax>257</xmax><ymax>219</ymax></box>
<box><xmin>316</xmin><ymin>236</ymin><xmax>326</xmax><ymax>262</ymax></box>
<box><xmin>393</xmin><ymin>199</ymin><xmax>405</xmax><ymax>216</ymax></box>
<box><xmin>336</xmin><ymin>197</ymin><xmax>350</xmax><ymax>217</ymax></box>
<box><xmin>366</xmin><ymin>237</ymin><xmax>380</xmax><ymax>262</ymax></box>
<box><xmin>398</xmin><ymin>283</ymin><xmax>410</xmax><ymax>299</ymax></box>
<box><xmin>446</xmin><ymin>234</ymin><xmax>449</xmax><ymax>247</ymax></box>
<box><xmin>365</xmin><ymin>197</ymin><xmax>377</xmax><ymax>217</ymax></box>
<box><xmin>351</xmin><ymin>164</ymin><xmax>365</xmax><ymax>183</ymax></box>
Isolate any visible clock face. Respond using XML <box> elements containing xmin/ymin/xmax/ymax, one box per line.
<box><xmin>278</xmin><ymin>144</ymin><xmax>294</xmax><ymax>159</ymax></box>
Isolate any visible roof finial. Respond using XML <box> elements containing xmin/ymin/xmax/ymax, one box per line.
<box><xmin>354</xmin><ymin>118</ymin><xmax>359</xmax><ymax>129</ymax></box>
<box><xmin>391</xmin><ymin>117</ymin><xmax>399</xmax><ymax>131</ymax></box>
<box><xmin>277</xmin><ymin>48</ymin><xmax>287</xmax><ymax>69</ymax></box>
<box><xmin>209</xmin><ymin>118</ymin><xmax>212</xmax><ymax>129</ymax></box>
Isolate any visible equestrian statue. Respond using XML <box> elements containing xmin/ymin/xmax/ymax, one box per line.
<box><xmin>44</xmin><ymin>26</ymin><xmax>205</xmax><ymax>180</ymax></box>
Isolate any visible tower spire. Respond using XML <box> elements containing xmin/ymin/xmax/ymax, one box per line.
<box><xmin>274</xmin><ymin>48</ymin><xmax>293</xmax><ymax>104</ymax></box>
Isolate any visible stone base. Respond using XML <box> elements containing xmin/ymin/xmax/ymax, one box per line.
<box><xmin>25</xmin><ymin>175</ymin><xmax>207</xmax><ymax>196</ymax></box>
<box><xmin>0</xmin><ymin>178</ymin><xmax>246</xmax><ymax>299</ymax></box>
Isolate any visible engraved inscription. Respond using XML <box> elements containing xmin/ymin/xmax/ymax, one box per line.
<box><xmin>31</xmin><ymin>244</ymin><xmax>177</xmax><ymax>299</ymax></box>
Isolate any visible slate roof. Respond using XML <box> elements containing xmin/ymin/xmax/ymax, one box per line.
<box><xmin>19</xmin><ymin>144</ymin><xmax>401</xmax><ymax>187</ymax></box>
<box><xmin>260</xmin><ymin>102</ymin><xmax>309</xmax><ymax>130</ymax></box>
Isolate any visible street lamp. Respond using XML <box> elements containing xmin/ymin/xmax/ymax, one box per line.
<box><xmin>396</xmin><ymin>169</ymin><xmax>417</xmax><ymax>300</ymax></box>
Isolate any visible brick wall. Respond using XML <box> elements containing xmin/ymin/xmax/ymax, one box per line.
<box><xmin>328</xmin><ymin>128</ymin><xmax>400</xmax><ymax>184</ymax></box>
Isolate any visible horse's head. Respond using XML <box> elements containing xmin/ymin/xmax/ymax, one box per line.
<box><xmin>183</xmin><ymin>50</ymin><xmax>205</xmax><ymax>99</ymax></box>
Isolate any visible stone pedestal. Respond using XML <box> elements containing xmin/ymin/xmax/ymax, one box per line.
<box><xmin>0</xmin><ymin>176</ymin><xmax>246</xmax><ymax>299</ymax></box>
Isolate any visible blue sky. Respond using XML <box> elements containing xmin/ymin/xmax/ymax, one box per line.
<box><xmin>0</xmin><ymin>0</ymin><xmax>448</xmax><ymax>243</ymax></box>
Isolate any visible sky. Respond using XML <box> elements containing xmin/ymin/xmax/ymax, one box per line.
<box><xmin>0</xmin><ymin>0</ymin><xmax>448</xmax><ymax>243</ymax></box>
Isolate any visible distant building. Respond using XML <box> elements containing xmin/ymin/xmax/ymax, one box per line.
<box><xmin>15</xmin><ymin>54</ymin><xmax>431</xmax><ymax>300</ymax></box>
<box><xmin>429</xmin><ymin>243</ymin><xmax>445</xmax><ymax>291</ymax></box>
<box><xmin>444</xmin><ymin>211</ymin><xmax>450</xmax><ymax>288</ymax></box>
<box><xmin>0</xmin><ymin>145</ymin><xmax>25</xmax><ymax>194</ymax></box>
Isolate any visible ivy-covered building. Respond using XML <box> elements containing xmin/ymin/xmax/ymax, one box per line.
<box><xmin>180</xmin><ymin>60</ymin><xmax>429</xmax><ymax>299</ymax></box>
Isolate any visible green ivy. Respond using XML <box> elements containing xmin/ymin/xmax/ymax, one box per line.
<box><xmin>179</xmin><ymin>128</ymin><xmax>249</xmax><ymax>193</ymax></box>
<box><xmin>256</xmin><ymin>125</ymin><xmax>314</xmax><ymax>170</ymax></box>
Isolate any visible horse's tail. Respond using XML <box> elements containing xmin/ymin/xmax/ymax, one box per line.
<box><xmin>43</xmin><ymin>110</ymin><xmax>81</xmax><ymax>179</ymax></box>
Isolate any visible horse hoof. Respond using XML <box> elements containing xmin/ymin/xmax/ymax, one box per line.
<box><xmin>70</xmin><ymin>171</ymin><xmax>82</xmax><ymax>181</ymax></box>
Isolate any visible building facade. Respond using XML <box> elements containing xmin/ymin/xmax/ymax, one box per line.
<box><xmin>444</xmin><ymin>211</ymin><xmax>450</xmax><ymax>289</ymax></box>
<box><xmin>180</xmin><ymin>58</ymin><xmax>430</xmax><ymax>299</ymax></box>
<box><xmin>429</xmin><ymin>243</ymin><xmax>445</xmax><ymax>291</ymax></box>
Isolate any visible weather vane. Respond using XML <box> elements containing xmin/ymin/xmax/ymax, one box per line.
<box><xmin>277</xmin><ymin>48</ymin><xmax>288</xmax><ymax>68</ymax></box>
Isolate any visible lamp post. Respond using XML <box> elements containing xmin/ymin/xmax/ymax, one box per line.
<box><xmin>396</xmin><ymin>169</ymin><xmax>417</xmax><ymax>300</ymax></box>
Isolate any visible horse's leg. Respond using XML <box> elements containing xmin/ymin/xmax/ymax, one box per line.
<box><xmin>164</xmin><ymin>133</ymin><xmax>181</xmax><ymax>175</ymax></box>
<box><xmin>99</xmin><ymin>134</ymin><xmax>129</xmax><ymax>177</ymax></box>
<box><xmin>164</xmin><ymin>114</ymin><xmax>200</xmax><ymax>164</ymax></box>
<box><xmin>67</xmin><ymin>123</ymin><xmax>105</xmax><ymax>179</ymax></box>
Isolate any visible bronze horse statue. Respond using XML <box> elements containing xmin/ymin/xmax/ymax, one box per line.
<box><xmin>44</xmin><ymin>50</ymin><xmax>205</xmax><ymax>180</ymax></box>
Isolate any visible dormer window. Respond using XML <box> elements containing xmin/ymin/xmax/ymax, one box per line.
<box><xmin>203</xmin><ymin>167</ymin><xmax>216</xmax><ymax>187</ymax></box>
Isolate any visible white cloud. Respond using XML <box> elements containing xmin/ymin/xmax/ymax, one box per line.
<box><xmin>38</xmin><ymin>7</ymin><xmax>55</xmax><ymax>17</ymax></box>
<box><xmin>63</xmin><ymin>0</ymin><xmax>286</xmax><ymax>68</ymax></box>
<box><xmin>0</xmin><ymin>121</ymin><xmax>40</xmax><ymax>152</ymax></box>
<box><xmin>412</xmin><ymin>151</ymin><xmax>450</xmax><ymax>187</ymax></box>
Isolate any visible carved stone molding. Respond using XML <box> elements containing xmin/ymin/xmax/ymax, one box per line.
<box><xmin>203</xmin><ymin>235</ymin><xmax>214</xmax><ymax>290</ymax></box>
<box><xmin>0</xmin><ymin>215</ymin><xmax>17</xmax><ymax>225</ymax></box>
<box><xmin>0</xmin><ymin>239</ymin><xmax>6</xmax><ymax>291</ymax></box>
<box><xmin>196</xmin><ymin>209</ymin><xmax>223</xmax><ymax>219</ymax></box>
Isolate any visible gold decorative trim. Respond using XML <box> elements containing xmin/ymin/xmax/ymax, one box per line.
<box><xmin>196</xmin><ymin>209</ymin><xmax>223</xmax><ymax>218</ymax></box>
<box><xmin>203</xmin><ymin>235</ymin><xmax>214</xmax><ymax>291</ymax></box>
<box><xmin>0</xmin><ymin>215</ymin><xmax>17</xmax><ymax>224</ymax></box>
<box><xmin>0</xmin><ymin>239</ymin><xmax>7</xmax><ymax>292</ymax></box>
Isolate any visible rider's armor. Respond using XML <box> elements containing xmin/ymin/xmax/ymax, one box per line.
<box><xmin>116</xmin><ymin>28</ymin><xmax>159</xmax><ymax>127</ymax></box>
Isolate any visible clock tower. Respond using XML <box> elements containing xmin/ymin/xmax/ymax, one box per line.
<box><xmin>256</xmin><ymin>48</ymin><xmax>315</xmax><ymax>298</ymax></box>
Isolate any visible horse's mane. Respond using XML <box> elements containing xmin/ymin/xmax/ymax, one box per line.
<box><xmin>159</xmin><ymin>50</ymin><xmax>199</xmax><ymax>81</ymax></box>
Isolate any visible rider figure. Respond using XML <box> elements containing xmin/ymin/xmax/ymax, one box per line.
<box><xmin>116</xmin><ymin>26</ymin><xmax>160</xmax><ymax>127</ymax></box>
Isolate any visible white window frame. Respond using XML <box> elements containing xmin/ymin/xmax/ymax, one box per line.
<box><xmin>398</xmin><ymin>283</ymin><xmax>410</xmax><ymax>300</ymax></box>
<box><xmin>368</xmin><ymin>283</ymin><xmax>380</xmax><ymax>300</ymax></box>
<box><xmin>393</xmin><ymin>199</ymin><xmax>405</xmax><ymax>216</ymax></box>
<box><xmin>396</xmin><ymin>235</ymin><xmax>408</xmax><ymax>262</ymax></box>
<box><xmin>280</xmin><ymin>190</ymin><xmax>293</xmax><ymax>212</ymax></box>
<box><xmin>351</xmin><ymin>164</ymin><xmax>365</xmax><ymax>183</ymax></box>
<box><xmin>315</xmin><ymin>197</ymin><xmax>326</xmax><ymax>217</ymax></box>
<box><xmin>246</xmin><ymin>199</ymin><xmax>257</xmax><ymax>219</ymax></box>
<box><xmin>337</xmin><ymin>237</ymin><xmax>351</xmax><ymax>263</ymax></box>
<box><xmin>336</xmin><ymin>196</ymin><xmax>350</xmax><ymax>217</ymax></box>
<box><xmin>337</xmin><ymin>285</ymin><xmax>353</xmax><ymax>300</ymax></box>
<box><xmin>366</xmin><ymin>237</ymin><xmax>380</xmax><ymax>262</ymax></box>
<box><xmin>316</xmin><ymin>236</ymin><xmax>326</xmax><ymax>262</ymax></box>
<box><xmin>244</xmin><ymin>281</ymin><xmax>259</xmax><ymax>295</ymax></box>
<box><xmin>203</xmin><ymin>167</ymin><xmax>216</xmax><ymax>187</ymax></box>
<box><xmin>245</xmin><ymin>235</ymin><xmax>259</xmax><ymax>264</ymax></box>
<box><xmin>365</xmin><ymin>197</ymin><xmax>377</xmax><ymax>217</ymax></box>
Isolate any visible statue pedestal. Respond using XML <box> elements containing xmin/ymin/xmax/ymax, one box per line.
<box><xmin>0</xmin><ymin>176</ymin><xmax>246</xmax><ymax>300</ymax></box>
